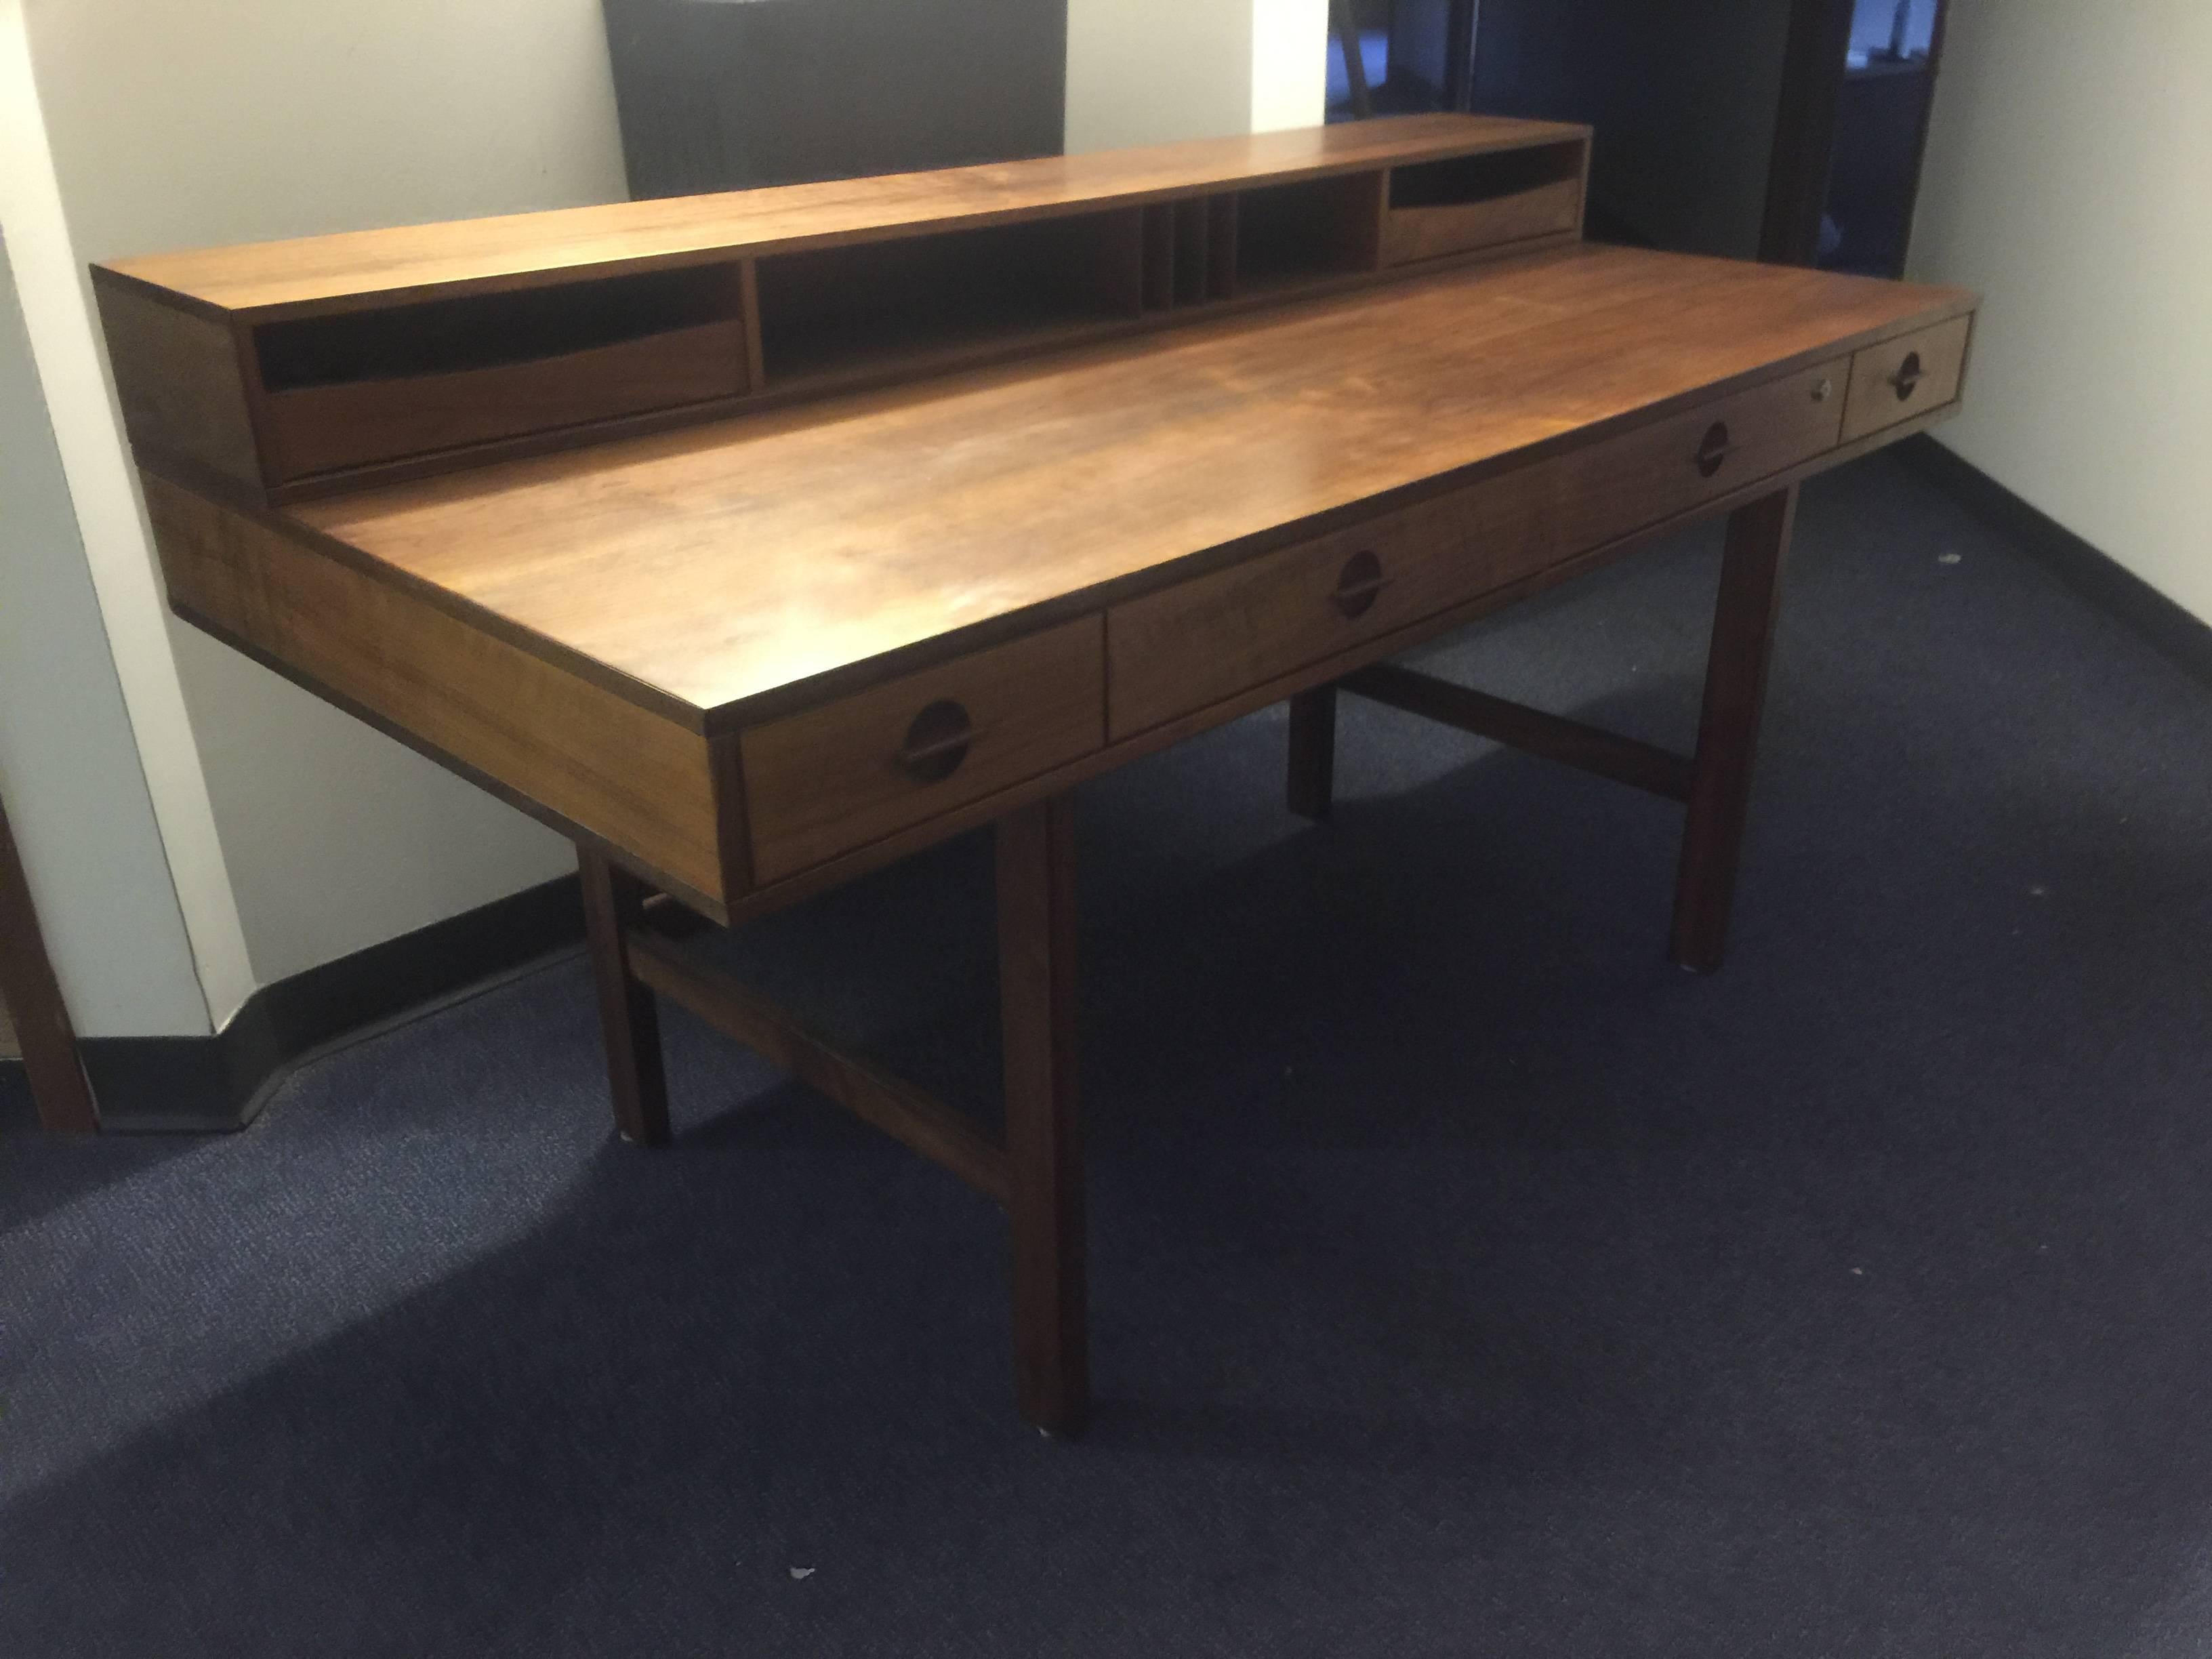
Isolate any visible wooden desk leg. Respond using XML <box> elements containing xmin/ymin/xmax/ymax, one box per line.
<box><xmin>1286</xmin><ymin>683</ymin><xmax>1340</xmax><ymax>822</ymax></box>
<box><xmin>579</xmin><ymin>847</ymin><xmax>672</xmax><ymax>1145</ymax></box>
<box><xmin>997</xmin><ymin>794</ymin><xmax>1088</xmax><ymax>1436</ymax></box>
<box><xmin>0</xmin><ymin>786</ymin><xmax>98</xmax><ymax>1134</ymax></box>
<box><xmin>1671</xmin><ymin>485</ymin><xmax>1799</xmax><ymax>974</ymax></box>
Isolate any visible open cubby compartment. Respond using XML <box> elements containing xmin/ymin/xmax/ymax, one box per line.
<box><xmin>1143</xmin><ymin>204</ymin><xmax>1175</xmax><ymax>311</ymax></box>
<box><xmin>250</xmin><ymin>263</ymin><xmax>753</xmax><ymax>483</ymax></box>
<box><xmin>1141</xmin><ymin>195</ymin><xmax>1240</xmax><ymax>311</ymax></box>
<box><xmin>755</xmin><ymin>207</ymin><xmax>1147</xmax><ymax>390</ymax></box>
<box><xmin>1232</xmin><ymin>171</ymin><xmax>1385</xmax><ymax>297</ymax></box>
<box><xmin>1380</xmin><ymin>138</ymin><xmax>1586</xmax><ymax>267</ymax></box>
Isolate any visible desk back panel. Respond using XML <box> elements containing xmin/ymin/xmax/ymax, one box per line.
<box><xmin>144</xmin><ymin>477</ymin><xmax>731</xmax><ymax>916</ymax></box>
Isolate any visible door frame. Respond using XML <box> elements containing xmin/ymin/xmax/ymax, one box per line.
<box><xmin>1761</xmin><ymin>0</ymin><xmax>1951</xmax><ymax>267</ymax></box>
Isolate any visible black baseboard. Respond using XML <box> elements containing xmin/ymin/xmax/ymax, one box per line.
<box><xmin>58</xmin><ymin>874</ymin><xmax>585</xmax><ymax>1133</ymax></box>
<box><xmin>1893</xmin><ymin>435</ymin><xmax>2212</xmax><ymax>689</ymax></box>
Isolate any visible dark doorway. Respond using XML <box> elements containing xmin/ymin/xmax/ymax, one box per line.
<box><xmin>1818</xmin><ymin>0</ymin><xmax>1948</xmax><ymax>275</ymax></box>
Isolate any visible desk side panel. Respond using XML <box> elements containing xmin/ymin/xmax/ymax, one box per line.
<box><xmin>142</xmin><ymin>476</ymin><xmax>728</xmax><ymax>916</ymax></box>
<box><xmin>94</xmin><ymin>279</ymin><xmax>267</xmax><ymax>499</ymax></box>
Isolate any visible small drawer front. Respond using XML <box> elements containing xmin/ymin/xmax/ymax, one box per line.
<box><xmin>1841</xmin><ymin>315</ymin><xmax>1971</xmax><ymax>443</ymax></box>
<box><xmin>1380</xmin><ymin>178</ymin><xmax>1584</xmax><ymax>267</ymax></box>
<box><xmin>741</xmin><ymin>619</ymin><xmax>1105</xmax><ymax>883</ymax></box>
<box><xmin>1109</xmin><ymin>357</ymin><xmax>1848</xmax><ymax>738</ymax></box>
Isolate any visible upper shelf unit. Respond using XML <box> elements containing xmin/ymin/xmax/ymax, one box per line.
<box><xmin>94</xmin><ymin>115</ymin><xmax>1590</xmax><ymax>505</ymax></box>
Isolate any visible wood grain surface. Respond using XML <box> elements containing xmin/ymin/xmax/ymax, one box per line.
<box><xmin>144</xmin><ymin>476</ymin><xmax>726</xmax><ymax>906</ymax></box>
<box><xmin>1380</xmin><ymin>177</ymin><xmax>1583</xmax><ymax>267</ymax></box>
<box><xmin>998</xmin><ymin>793</ymin><xmax>1086</xmax><ymax>1435</ymax></box>
<box><xmin>288</xmin><ymin>245</ymin><xmax>1969</xmax><ymax>729</ymax></box>
<box><xmin>1841</xmin><ymin>313</ymin><xmax>1973</xmax><ymax>443</ymax></box>
<box><xmin>100</xmin><ymin>116</ymin><xmax>1588</xmax><ymax>318</ymax></box>
<box><xmin>687</xmin><ymin>390</ymin><xmax>1967</xmax><ymax>933</ymax></box>
<box><xmin>1106</xmin><ymin>353</ymin><xmax>1844</xmax><ymax>736</ymax></box>
<box><xmin>93</xmin><ymin>279</ymin><xmax>262</xmax><ymax>489</ymax></box>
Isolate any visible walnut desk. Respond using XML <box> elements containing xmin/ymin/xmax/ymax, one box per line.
<box><xmin>94</xmin><ymin>115</ymin><xmax>1978</xmax><ymax>1435</ymax></box>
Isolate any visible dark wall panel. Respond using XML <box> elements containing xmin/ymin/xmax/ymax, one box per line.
<box><xmin>1472</xmin><ymin>0</ymin><xmax>1795</xmax><ymax>260</ymax></box>
<box><xmin>602</xmin><ymin>0</ymin><xmax>1067</xmax><ymax>199</ymax></box>
<box><xmin>1388</xmin><ymin>0</ymin><xmax>1456</xmax><ymax>108</ymax></box>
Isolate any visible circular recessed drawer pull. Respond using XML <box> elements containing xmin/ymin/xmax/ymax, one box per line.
<box><xmin>1890</xmin><ymin>351</ymin><xmax>1926</xmax><ymax>402</ymax></box>
<box><xmin>896</xmin><ymin>698</ymin><xmax>975</xmax><ymax>783</ymax></box>
<box><xmin>1695</xmin><ymin>420</ymin><xmax>1737</xmax><ymax>480</ymax></box>
<box><xmin>1331</xmin><ymin>550</ymin><xmax>1391</xmax><ymax>619</ymax></box>
<box><xmin>1813</xmin><ymin>376</ymin><xmax>1836</xmax><ymax>403</ymax></box>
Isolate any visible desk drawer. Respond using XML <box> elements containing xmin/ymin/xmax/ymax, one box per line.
<box><xmin>741</xmin><ymin>619</ymin><xmax>1104</xmax><ymax>883</ymax></box>
<box><xmin>1108</xmin><ymin>357</ymin><xmax>1847</xmax><ymax>737</ymax></box>
<box><xmin>1841</xmin><ymin>315</ymin><xmax>1971</xmax><ymax>443</ymax></box>
<box><xmin>1549</xmin><ymin>356</ymin><xmax>1849</xmax><ymax>544</ymax></box>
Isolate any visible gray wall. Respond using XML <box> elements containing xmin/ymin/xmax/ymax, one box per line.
<box><xmin>1911</xmin><ymin>0</ymin><xmax>2212</xmax><ymax>623</ymax></box>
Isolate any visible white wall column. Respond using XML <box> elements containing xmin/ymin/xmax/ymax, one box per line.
<box><xmin>0</xmin><ymin>242</ymin><xmax>212</xmax><ymax>1039</ymax></box>
<box><xmin>1067</xmin><ymin>0</ymin><xmax>1327</xmax><ymax>155</ymax></box>
<box><xmin>1</xmin><ymin>0</ymin><xmax>248</xmax><ymax>1029</ymax></box>
<box><xmin>1251</xmin><ymin>0</ymin><xmax>1330</xmax><ymax>134</ymax></box>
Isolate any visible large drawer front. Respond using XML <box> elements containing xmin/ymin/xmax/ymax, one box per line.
<box><xmin>1109</xmin><ymin>357</ymin><xmax>1848</xmax><ymax>736</ymax></box>
<box><xmin>1841</xmin><ymin>315</ymin><xmax>1971</xmax><ymax>443</ymax></box>
<box><xmin>1108</xmin><ymin>487</ymin><xmax>1505</xmax><ymax>740</ymax></box>
<box><xmin>741</xmin><ymin>619</ymin><xmax>1105</xmax><ymax>882</ymax></box>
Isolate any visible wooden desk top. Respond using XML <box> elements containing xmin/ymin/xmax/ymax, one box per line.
<box><xmin>289</xmin><ymin>243</ymin><xmax>1973</xmax><ymax>731</ymax></box>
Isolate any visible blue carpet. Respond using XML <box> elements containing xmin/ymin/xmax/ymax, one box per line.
<box><xmin>6</xmin><ymin>453</ymin><xmax>2212</xmax><ymax>1656</ymax></box>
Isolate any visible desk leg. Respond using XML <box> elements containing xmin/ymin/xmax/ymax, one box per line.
<box><xmin>998</xmin><ymin>794</ymin><xmax>1088</xmax><ymax>1436</ymax></box>
<box><xmin>1672</xmin><ymin>485</ymin><xmax>1798</xmax><ymax>974</ymax></box>
<box><xmin>0</xmin><ymin>785</ymin><xmax>98</xmax><ymax>1134</ymax></box>
<box><xmin>579</xmin><ymin>847</ymin><xmax>672</xmax><ymax>1146</ymax></box>
<box><xmin>1286</xmin><ymin>683</ymin><xmax>1340</xmax><ymax>822</ymax></box>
